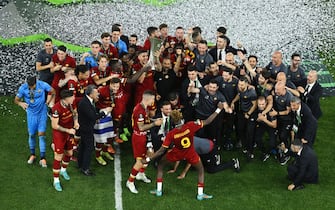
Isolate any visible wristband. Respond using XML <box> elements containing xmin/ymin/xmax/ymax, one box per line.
<box><xmin>215</xmin><ymin>108</ymin><xmax>222</xmax><ymax>114</ymax></box>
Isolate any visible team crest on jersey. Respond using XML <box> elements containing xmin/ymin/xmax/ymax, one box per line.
<box><xmin>37</xmin><ymin>89</ymin><xmax>42</xmax><ymax>93</ymax></box>
<box><xmin>221</xmin><ymin>84</ymin><xmax>226</xmax><ymax>88</ymax></box>
<box><xmin>244</xmin><ymin>96</ymin><xmax>248</xmax><ymax>98</ymax></box>
<box><xmin>213</xmin><ymin>97</ymin><xmax>217</xmax><ymax>101</ymax></box>
<box><xmin>281</xmin><ymin>100</ymin><xmax>284</xmax><ymax>103</ymax></box>
<box><xmin>297</xmin><ymin>74</ymin><xmax>300</xmax><ymax>77</ymax></box>
<box><xmin>205</xmin><ymin>95</ymin><xmax>209</xmax><ymax>99</ymax></box>
<box><xmin>52</xmin><ymin>110</ymin><xmax>59</xmax><ymax>118</ymax></box>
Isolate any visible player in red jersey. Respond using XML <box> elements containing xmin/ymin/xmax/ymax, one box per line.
<box><xmin>50</xmin><ymin>45</ymin><xmax>76</xmax><ymax>103</ymax></box>
<box><xmin>132</xmin><ymin>50</ymin><xmax>155</xmax><ymax>104</ymax></box>
<box><xmin>143</xmin><ymin>102</ymin><xmax>225</xmax><ymax>200</ymax></box>
<box><xmin>51</xmin><ymin>90</ymin><xmax>79</xmax><ymax>192</ymax></box>
<box><xmin>91</xmin><ymin>55</ymin><xmax>116</xmax><ymax>87</ymax></box>
<box><xmin>126</xmin><ymin>90</ymin><xmax>163</xmax><ymax>194</ymax></box>
<box><xmin>100</xmin><ymin>32</ymin><xmax>119</xmax><ymax>60</ymax></box>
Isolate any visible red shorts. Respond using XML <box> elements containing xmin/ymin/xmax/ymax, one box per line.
<box><xmin>53</xmin><ymin>130</ymin><xmax>75</xmax><ymax>154</ymax></box>
<box><xmin>166</xmin><ymin>147</ymin><xmax>200</xmax><ymax>165</ymax></box>
<box><xmin>131</xmin><ymin>133</ymin><xmax>147</xmax><ymax>159</ymax></box>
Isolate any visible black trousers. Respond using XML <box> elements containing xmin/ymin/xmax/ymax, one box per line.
<box><xmin>77</xmin><ymin>132</ymin><xmax>94</xmax><ymax>170</ymax></box>
<box><xmin>277</xmin><ymin>117</ymin><xmax>293</xmax><ymax>147</ymax></box>
<box><xmin>254</xmin><ymin>124</ymin><xmax>277</xmax><ymax>154</ymax></box>
<box><xmin>237</xmin><ymin>112</ymin><xmax>256</xmax><ymax>152</ymax></box>
<box><xmin>200</xmin><ymin>146</ymin><xmax>233</xmax><ymax>173</ymax></box>
<box><xmin>222</xmin><ymin>112</ymin><xmax>236</xmax><ymax>145</ymax></box>
<box><xmin>287</xmin><ymin>163</ymin><xmax>318</xmax><ymax>184</ymax></box>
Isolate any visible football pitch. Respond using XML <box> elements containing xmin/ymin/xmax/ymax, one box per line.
<box><xmin>0</xmin><ymin>96</ymin><xmax>334</xmax><ymax>210</ymax></box>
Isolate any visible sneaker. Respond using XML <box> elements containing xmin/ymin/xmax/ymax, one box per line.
<box><xmin>197</xmin><ymin>193</ymin><xmax>213</xmax><ymax>201</ymax></box>
<box><xmin>101</xmin><ymin>151</ymin><xmax>114</xmax><ymax>161</ymax></box>
<box><xmin>136</xmin><ymin>172</ymin><xmax>151</xmax><ymax>183</ymax></box>
<box><xmin>96</xmin><ymin>156</ymin><xmax>107</xmax><ymax>166</ymax></box>
<box><xmin>123</xmin><ymin>127</ymin><xmax>131</xmax><ymax>137</ymax></box>
<box><xmin>53</xmin><ymin>181</ymin><xmax>62</xmax><ymax>192</ymax></box>
<box><xmin>120</xmin><ymin>133</ymin><xmax>128</xmax><ymax>141</ymax></box>
<box><xmin>115</xmin><ymin>138</ymin><xmax>124</xmax><ymax>144</ymax></box>
<box><xmin>294</xmin><ymin>185</ymin><xmax>305</xmax><ymax>190</ymax></box>
<box><xmin>107</xmin><ymin>145</ymin><xmax>116</xmax><ymax>154</ymax></box>
<box><xmin>280</xmin><ymin>155</ymin><xmax>290</xmax><ymax>166</ymax></box>
<box><xmin>39</xmin><ymin>159</ymin><xmax>47</xmax><ymax>168</ymax></box>
<box><xmin>60</xmin><ymin>170</ymin><xmax>70</xmax><ymax>181</ymax></box>
<box><xmin>126</xmin><ymin>181</ymin><xmax>138</xmax><ymax>194</ymax></box>
<box><xmin>150</xmin><ymin>189</ymin><xmax>162</xmax><ymax>197</ymax></box>
<box><xmin>232</xmin><ymin>158</ymin><xmax>240</xmax><ymax>172</ymax></box>
<box><xmin>27</xmin><ymin>155</ymin><xmax>36</xmax><ymax>164</ymax></box>
<box><xmin>261</xmin><ymin>153</ymin><xmax>270</xmax><ymax>162</ymax></box>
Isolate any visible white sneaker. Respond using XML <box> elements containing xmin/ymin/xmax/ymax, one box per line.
<box><xmin>126</xmin><ymin>181</ymin><xmax>138</xmax><ymax>194</ymax></box>
<box><xmin>136</xmin><ymin>172</ymin><xmax>151</xmax><ymax>183</ymax></box>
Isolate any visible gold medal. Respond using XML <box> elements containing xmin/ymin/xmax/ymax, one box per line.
<box><xmin>80</xmin><ymin>89</ymin><xmax>84</xmax><ymax>94</ymax></box>
<box><xmin>102</xmin><ymin>82</ymin><xmax>106</xmax><ymax>86</ymax></box>
<box><xmin>165</xmin><ymin>75</ymin><xmax>169</xmax><ymax>79</ymax></box>
<box><xmin>112</xmin><ymin>103</ymin><xmax>115</xmax><ymax>108</ymax></box>
<box><xmin>30</xmin><ymin>99</ymin><xmax>34</xmax><ymax>103</ymax></box>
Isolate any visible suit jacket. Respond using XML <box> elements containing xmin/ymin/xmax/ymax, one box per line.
<box><xmin>303</xmin><ymin>81</ymin><xmax>322</xmax><ymax>119</ymax></box>
<box><xmin>209</xmin><ymin>46</ymin><xmax>247</xmax><ymax>62</ymax></box>
<box><xmin>294</xmin><ymin>102</ymin><xmax>317</xmax><ymax>145</ymax></box>
<box><xmin>292</xmin><ymin>145</ymin><xmax>319</xmax><ymax>186</ymax></box>
<box><xmin>150</xmin><ymin>112</ymin><xmax>175</xmax><ymax>151</ymax></box>
<box><xmin>78</xmin><ymin>95</ymin><xmax>105</xmax><ymax>135</ymax></box>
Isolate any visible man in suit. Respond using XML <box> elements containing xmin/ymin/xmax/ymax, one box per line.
<box><xmin>297</xmin><ymin>70</ymin><xmax>323</xmax><ymax>120</ymax></box>
<box><xmin>290</xmin><ymin>96</ymin><xmax>317</xmax><ymax>146</ymax></box>
<box><xmin>284</xmin><ymin>138</ymin><xmax>319</xmax><ymax>191</ymax></box>
<box><xmin>208</xmin><ymin>35</ymin><xmax>247</xmax><ymax>63</ymax></box>
<box><xmin>151</xmin><ymin>101</ymin><xmax>175</xmax><ymax>152</ymax></box>
<box><xmin>77</xmin><ymin>85</ymin><xmax>112</xmax><ymax>176</ymax></box>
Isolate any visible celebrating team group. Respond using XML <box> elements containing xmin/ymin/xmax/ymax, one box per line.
<box><xmin>15</xmin><ymin>23</ymin><xmax>321</xmax><ymax>199</ymax></box>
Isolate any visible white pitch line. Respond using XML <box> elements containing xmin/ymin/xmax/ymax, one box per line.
<box><xmin>114</xmin><ymin>144</ymin><xmax>123</xmax><ymax>210</ymax></box>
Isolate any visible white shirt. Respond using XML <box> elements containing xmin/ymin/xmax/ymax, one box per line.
<box><xmin>217</xmin><ymin>48</ymin><xmax>226</xmax><ymax>61</ymax></box>
<box><xmin>158</xmin><ymin>114</ymin><xmax>170</xmax><ymax>135</ymax></box>
<box><xmin>306</xmin><ymin>81</ymin><xmax>316</xmax><ymax>94</ymax></box>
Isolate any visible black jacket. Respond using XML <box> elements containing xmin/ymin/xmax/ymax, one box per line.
<box><xmin>78</xmin><ymin>96</ymin><xmax>105</xmax><ymax>135</ymax></box>
<box><xmin>292</xmin><ymin>145</ymin><xmax>319</xmax><ymax>186</ymax></box>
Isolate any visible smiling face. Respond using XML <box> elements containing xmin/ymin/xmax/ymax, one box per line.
<box><xmin>207</xmin><ymin>82</ymin><xmax>218</xmax><ymax>95</ymax></box>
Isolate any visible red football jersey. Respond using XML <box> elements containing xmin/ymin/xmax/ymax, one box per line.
<box><xmin>134</xmin><ymin>70</ymin><xmax>155</xmax><ymax>104</ymax></box>
<box><xmin>163</xmin><ymin>121</ymin><xmax>203</xmax><ymax>150</ymax></box>
<box><xmin>132</xmin><ymin>103</ymin><xmax>150</xmax><ymax>133</ymax></box>
<box><xmin>52</xmin><ymin>101</ymin><xmax>76</xmax><ymax>129</ymax></box>
<box><xmin>100</xmin><ymin>44</ymin><xmax>119</xmax><ymax>60</ymax></box>
<box><xmin>97</xmin><ymin>86</ymin><xmax>114</xmax><ymax>109</ymax></box>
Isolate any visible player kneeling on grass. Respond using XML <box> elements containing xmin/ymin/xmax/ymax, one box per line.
<box><xmin>168</xmin><ymin>136</ymin><xmax>240</xmax><ymax>179</ymax></box>
<box><xmin>51</xmin><ymin>90</ymin><xmax>79</xmax><ymax>192</ymax></box>
<box><xmin>143</xmin><ymin>102</ymin><xmax>226</xmax><ymax>200</ymax></box>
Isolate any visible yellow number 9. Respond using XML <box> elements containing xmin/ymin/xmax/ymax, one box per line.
<box><xmin>181</xmin><ymin>137</ymin><xmax>191</xmax><ymax>148</ymax></box>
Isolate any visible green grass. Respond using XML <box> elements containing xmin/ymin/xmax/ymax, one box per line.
<box><xmin>0</xmin><ymin>34</ymin><xmax>90</xmax><ymax>53</ymax></box>
<box><xmin>1</xmin><ymin>96</ymin><xmax>335</xmax><ymax>210</ymax></box>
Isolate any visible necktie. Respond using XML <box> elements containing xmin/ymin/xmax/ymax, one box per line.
<box><xmin>296</xmin><ymin>112</ymin><xmax>301</xmax><ymax>125</ymax></box>
<box><xmin>164</xmin><ymin>118</ymin><xmax>169</xmax><ymax>132</ymax></box>
<box><xmin>219</xmin><ymin>49</ymin><xmax>223</xmax><ymax>60</ymax></box>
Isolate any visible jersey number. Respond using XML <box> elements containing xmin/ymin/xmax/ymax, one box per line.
<box><xmin>181</xmin><ymin>137</ymin><xmax>191</xmax><ymax>149</ymax></box>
